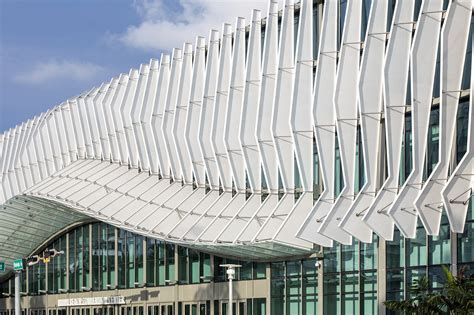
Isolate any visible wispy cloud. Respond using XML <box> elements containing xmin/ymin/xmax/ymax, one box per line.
<box><xmin>14</xmin><ymin>59</ymin><xmax>106</xmax><ymax>85</ymax></box>
<box><xmin>110</xmin><ymin>0</ymin><xmax>269</xmax><ymax>52</ymax></box>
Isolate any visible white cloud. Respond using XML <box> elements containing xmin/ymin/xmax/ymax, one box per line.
<box><xmin>14</xmin><ymin>59</ymin><xmax>106</xmax><ymax>85</ymax></box>
<box><xmin>112</xmin><ymin>0</ymin><xmax>270</xmax><ymax>52</ymax></box>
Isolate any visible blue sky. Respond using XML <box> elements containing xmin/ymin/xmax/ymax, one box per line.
<box><xmin>0</xmin><ymin>0</ymin><xmax>267</xmax><ymax>132</ymax></box>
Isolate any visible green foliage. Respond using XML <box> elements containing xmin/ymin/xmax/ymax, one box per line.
<box><xmin>384</xmin><ymin>265</ymin><xmax>474</xmax><ymax>314</ymax></box>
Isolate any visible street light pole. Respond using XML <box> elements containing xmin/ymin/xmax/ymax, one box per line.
<box><xmin>220</xmin><ymin>264</ymin><xmax>241</xmax><ymax>315</ymax></box>
<box><xmin>14</xmin><ymin>271</ymin><xmax>20</xmax><ymax>315</ymax></box>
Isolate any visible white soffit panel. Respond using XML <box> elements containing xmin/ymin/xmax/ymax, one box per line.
<box><xmin>163</xmin><ymin>48</ymin><xmax>184</xmax><ymax>181</ymax></box>
<box><xmin>199</xmin><ymin>30</ymin><xmax>221</xmax><ymax>190</ymax></box>
<box><xmin>363</xmin><ymin>0</ymin><xmax>415</xmax><ymax>241</ymax></box>
<box><xmin>341</xmin><ymin>0</ymin><xmax>388</xmax><ymax>242</ymax></box>
<box><xmin>442</xmin><ymin>22</ymin><xmax>474</xmax><ymax>233</ymax></box>
<box><xmin>152</xmin><ymin>55</ymin><xmax>171</xmax><ymax>178</ymax></box>
<box><xmin>320</xmin><ymin>0</ymin><xmax>362</xmax><ymax>245</ymax></box>
<box><xmin>298</xmin><ymin>0</ymin><xmax>336</xmax><ymax>246</ymax></box>
<box><xmin>415</xmin><ymin>0</ymin><xmax>472</xmax><ymax>235</ymax></box>
<box><xmin>389</xmin><ymin>0</ymin><xmax>444</xmax><ymax>238</ymax></box>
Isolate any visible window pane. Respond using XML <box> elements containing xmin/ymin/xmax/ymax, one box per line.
<box><xmin>429</xmin><ymin>224</ymin><xmax>451</xmax><ymax>265</ymax></box>
<box><xmin>407</xmin><ymin>227</ymin><xmax>427</xmax><ymax>267</ymax></box>
<box><xmin>387</xmin><ymin>229</ymin><xmax>404</xmax><ymax>268</ymax></box>
<box><xmin>458</xmin><ymin>221</ymin><xmax>474</xmax><ymax>263</ymax></box>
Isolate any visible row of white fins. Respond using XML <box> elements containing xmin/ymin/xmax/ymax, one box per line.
<box><xmin>1</xmin><ymin>0</ymin><xmax>473</xmax><ymax>249</ymax></box>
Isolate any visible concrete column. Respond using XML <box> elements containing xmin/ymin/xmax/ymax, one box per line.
<box><xmin>114</xmin><ymin>228</ymin><xmax>118</xmax><ymax>289</ymax></box>
<box><xmin>15</xmin><ymin>272</ymin><xmax>20</xmax><ymax>315</ymax></box>
<box><xmin>265</xmin><ymin>263</ymin><xmax>271</xmax><ymax>315</ymax></box>
<box><xmin>451</xmin><ymin>230</ymin><xmax>458</xmax><ymax>276</ymax></box>
<box><xmin>318</xmin><ymin>253</ymin><xmax>324</xmax><ymax>315</ymax></box>
<box><xmin>378</xmin><ymin>239</ymin><xmax>387</xmax><ymax>315</ymax></box>
<box><xmin>66</xmin><ymin>233</ymin><xmax>70</xmax><ymax>293</ymax></box>
<box><xmin>89</xmin><ymin>224</ymin><xmax>93</xmax><ymax>290</ymax></box>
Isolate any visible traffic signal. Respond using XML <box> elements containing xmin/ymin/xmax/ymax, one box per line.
<box><xmin>25</xmin><ymin>255</ymin><xmax>40</xmax><ymax>266</ymax></box>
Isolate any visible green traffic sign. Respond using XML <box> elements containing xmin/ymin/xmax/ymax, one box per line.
<box><xmin>13</xmin><ymin>259</ymin><xmax>24</xmax><ymax>271</ymax></box>
<box><xmin>0</xmin><ymin>262</ymin><xmax>5</xmax><ymax>272</ymax></box>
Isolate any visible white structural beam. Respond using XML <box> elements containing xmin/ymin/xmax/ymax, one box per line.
<box><xmin>210</xmin><ymin>9</ymin><xmax>262</xmax><ymax>244</ymax></box>
<box><xmin>341</xmin><ymin>0</ymin><xmax>388</xmax><ymax>242</ymax></box>
<box><xmin>320</xmin><ymin>0</ymin><xmax>363</xmax><ymax>245</ymax></box>
<box><xmin>271</xmin><ymin>0</ymin><xmax>295</xmax><ymax>193</ymax></box>
<box><xmin>84</xmin><ymin>88</ymin><xmax>101</xmax><ymax>160</ymax></box>
<box><xmin>152</xmin><ymin>55</ymin><xmax>171</xmax><ymax>178</ymax></box>
<box><xmin>121</xmin><ymin>69</ymin><xmax>141</xmax><ymax>168</ymax></box>
<box><xmin>254</xmin><ymin>0</ymin><xmax>305</xmax><ymax>248</ymax></box>
<box><xmin>131</xmin><ymin>63</ymin><xmax>151</xmax><ymax>172</ymax></box>
<box><xmin>194</xmin><ymin>16</ymin><xmax>249</xmax><ymax>243</ymax></box>
<box><xmin>274</xmin><ymin>0</ymin><xmax>316</xmax><ymax>249</ymax></box>
<box><xmin>235</xmin><ymin>0</ymin><xmax>280</xmax><ymax>245</ymax></box>
<box><xmin>199</xmin><ymin>30</ymin><xmax>221</xmax><ymax>190</ymax></box>
<box><xmin>225</xmin><ymin>17</ymin><xmax>247</xmax><ymax>193</ymax></box>
<box><xmin>212</xmin><ymin>23</ymin><xmax>234</xmax><ymax>192</ymax></box>
<box><xmin>363</xmin><ymin>0</ymin><xmax>415</xmax><ymax>241</ymax></box>
<box><xmin>140</xmin><ymin>59</ymin><xmax>161</xmax><ymax>175</ymax></box>
<box><xmin>240</xmin><ymin>9</ymin><xmax>262</xmax><ymax>195</ymax></box>
<box><xmin>163</xmin><ymin>47</ymin><xmax>184</xmax><ymax>181</ymax></box>
<box><xmin>389</xmin><ymin>0</ymin><xmax>444</xmax><ymax>238</ymax></box>
<box><xmin>101</xmin><ymin>78</ymin><xmax>121</xmax><ymax>163</ymax></box>
<box><xmin>110</xmin><ymin>74</ymin><xmax>130</xmax><ymax>164</ymax></box>
<box><xmin>93</xmin><ymin>83</ymin><xmax>112</xmax><ymax>161</ymax></box>
<box><xmin>174</xmin><ymin>41</ymin><xmax>196</xmax><ymax>185</ymax></box>
<box><xmin>442</xmin><ymin>17</ymin><xmax>474</xmax><ymax>233</ymax></box>
<box><xmin>415</xmin><ymin>0</ymin><xmax>472</xmax><ymax>235</ymax></box>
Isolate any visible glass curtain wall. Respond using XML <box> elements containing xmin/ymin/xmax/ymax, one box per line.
<box><xmin>323</xmin><ymin>238</ymin><xmax>378</xmax><ymax>315</ymax></box>
<box><xmin>270</xmin><ymin>258</ymin><xmax>319</xmax><ymax>315</ymax></box>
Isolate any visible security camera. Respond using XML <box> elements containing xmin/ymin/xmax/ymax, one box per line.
<box><xmin>315</xmin><ymin>260</ymin><xmax>322</xmax><ymax>269</ymax></box>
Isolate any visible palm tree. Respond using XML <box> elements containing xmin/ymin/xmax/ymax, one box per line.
<box><xmin>384</xmin><ymin>265</ymin><xmax>474</xmax><ymax>314</ymax></box>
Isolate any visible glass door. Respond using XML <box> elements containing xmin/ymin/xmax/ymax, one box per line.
<box><xmin>220</xmin><ymin>303</ymin><xmax>236</xmax><ymax>315</ymax></box>
<box><xmin>220</xmin><ymin>301</ymin><xmax>248</xmax><ymax>315</ymax></box>
<box><xmin>183</xmin><ymin>304</ymin><xmax>197</xmax><ymax>315</ymax></box>
<box><xmin>159</xmin><ymin>305</ymin><xmax>173</xmax><ymax>315</ymax></box>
